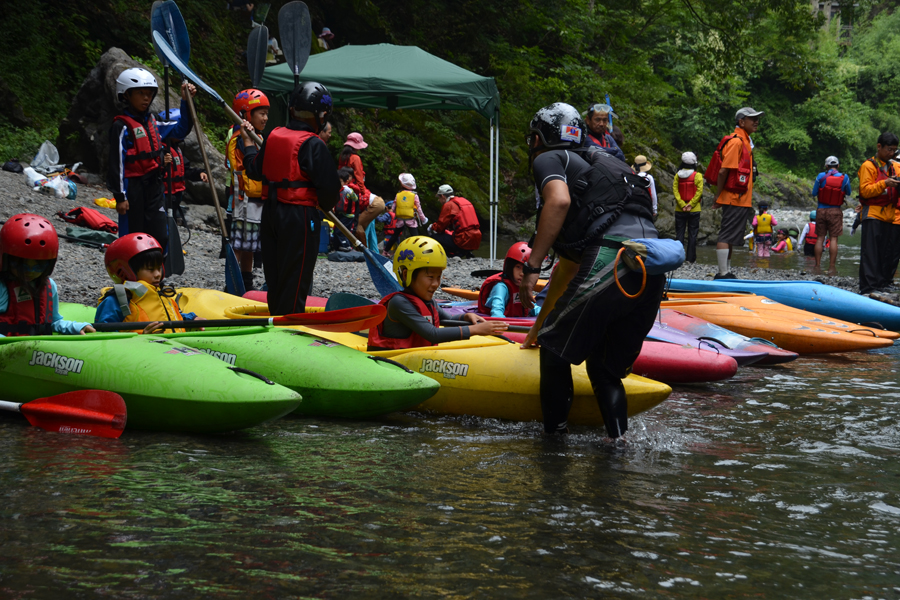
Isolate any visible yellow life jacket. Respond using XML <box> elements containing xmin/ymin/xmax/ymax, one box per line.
<box><xmin>395</xmin><ymin>190</ymin><xmax>416</xmax><ymax>220</ymax></box>
<box><xmin>756</xmin><ymin>213</ymin><xmax>773</xmax><ymax>234</ymax></box>
<box><xmin>100</xmin><ymin>281</ymin><xmax>186</xmax><ymax>333</ymax></box>
<box><xmin>785</xmin><ymin>238</ymin><xmax>793</xmax><ymax>251</ymax></box>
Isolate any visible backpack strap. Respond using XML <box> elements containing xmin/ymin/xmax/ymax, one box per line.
<box><xmin>113</xmin><ymin>284</ymin><xmax>131</xmax><ymax>317</ymax></box>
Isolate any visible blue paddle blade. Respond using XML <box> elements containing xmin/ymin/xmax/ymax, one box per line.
<box><xmin>152</xmin><ymin>31</ymin><xmax>225</xmax><ymax>105</ymax></box>
<box><xmin>151</xmin><ymin>0</ymin><xmax>190</xmax><ymax>66</ymax></box>
<box><xmin>224</xmin><ymin>244</ymin><xmax>245</xmax><ymax>296</ymax></box>
<box><xmin>361</xmin><ymin>247</ymin><xmax>402</xmax><ymax>297</ymax></box>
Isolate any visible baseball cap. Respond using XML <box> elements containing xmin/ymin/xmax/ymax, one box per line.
<box><xmin>735</xmin><ymin>107</ymin><xmax>764</xmax><ymax>121</ymax></box>
<box><xmin>436</xmin><ymin>184</ymin><xmax>454</xmax><ymax>196</ymax></box>
<box><xmin>824</xmin><ymin>155</ymin><xmax>839</xmax><ymax>167</ymax></box>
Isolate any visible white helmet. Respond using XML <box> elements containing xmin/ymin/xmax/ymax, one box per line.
<box><xmin>116</xmin><ymin>68</ymin><xmax>158</xmax><ymax>102</ymax></box>
<box><xmin>824</xmin><ymin>155</ymin><xmax>840</xmax><ymax>168</ymax></box>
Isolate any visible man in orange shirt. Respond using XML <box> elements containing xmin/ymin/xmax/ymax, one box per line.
<box><xmin>711</xmin><ymin>107</ymin><xmax>762</xmax><ymax>279</ymax></box>
<box><xmin>857</xmin><ymin>132</ymin><xmax>900</xmax><ymax>293</ymax></box>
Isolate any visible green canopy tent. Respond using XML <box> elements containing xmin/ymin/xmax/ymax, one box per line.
<box><xmin>259</xmin><ymin>43</ymin><xmax>502</xmax><ymax>263</ymax></box>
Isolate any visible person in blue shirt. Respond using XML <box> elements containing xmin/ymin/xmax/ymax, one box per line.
<box><xmin>583</xmin><ymin>103</ymin><xmax>626</xmax><ymax>163</ymax></box>
<box><xmin>0</xmin><ymin>214</ymin><xmax>93</xmax><ymax>337</ymax></box>
<box><xmin>811</xmin><ymin>155</ymin><xmax>852</xmax><ymax>274</ymax></box>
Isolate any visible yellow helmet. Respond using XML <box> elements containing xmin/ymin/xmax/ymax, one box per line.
<box><xmin>393</xmin><ymin>236</ymin><xmax>447</xmax><ymax>287</ymax></box>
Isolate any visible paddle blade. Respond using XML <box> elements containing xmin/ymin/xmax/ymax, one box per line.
<box><xmin>362</xmin><ymin>248</ymin><xmax>402</xmax><ymax>297</ymax></box>
<box><xmin>224</xmin><ymin>244</ymin><xmax>246</xmax><ymax>296</ymax></box>
<box><xmin>247</xmin><ymin>25</ymin><xmax>268</xmax><ymax>87</ymax></box>
<box><xmin>164</xmin><ymin>214</ymin><xmax>185</xmax><ymax>276</ymax></box>
<box><xmin>291</xmin><ymin>304</ymin><xmax>386</xmax><ymax>332</ymax></box>
<box><xmin>150</xmin><ymin>0</ymin><xmax>190</xmax><ymax>66</ymax></box>
<box><xmin>279</xmin><ymin>1</ymin><xmax>312</xmax><ymax>76</ymax></box>
<box><xmin>152</xmin><ymin>31</ymin><xmax>225</xmax><ymax>104</ymax></box>
<box><xmin>21</xmin><ymin>391</ymin><xmax>127</xmax><ymax>439</ymax></box>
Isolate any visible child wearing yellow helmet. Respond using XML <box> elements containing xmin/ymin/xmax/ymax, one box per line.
<box><xmin>367</xmin><ymin>237</ymin><xmax>507</xmax><ymax>350</ymax></box>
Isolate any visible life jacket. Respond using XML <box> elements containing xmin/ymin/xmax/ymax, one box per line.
<box><xmin>805</xmin><ymin>220</ymin><xmax>818</xmax><ymax>245</ymax></box>
<box><xmin>588</xmin><ymin>132</ymin><xmax>613</xmax><ymax>148</ymax></box>
<box><xmin>0</xmin><ymin>275</ymin><xmax>53</xmax><ymax>336</ymax></box>
<box><xmin>383</xmin><ymin>211</ymin><xmax>398</xmax><ymax>236</ymax></box>
<box><xmin>338</xmin><ymin>154</ymin><xmax>370</xmax><ymax>204</ymax></box>
<box><xmin>261</xmin><ymin>128</ymin><xmax>319</xmax><ymax>206</ymax></box>
<box><xmin>538</xmin><ymin>147</ymin><xmax>653</xmax><ymax>254</ymax></box>
<box><xmin>756</xmin><ymin>213</ymin><xmax>773</xmax><ymax>235</ymax></box>
<box><xmin>477</xmin><ymin>274</ymin><xmax>526</xmax><ymax>318</ymax></box>
<box><xmin>101</xmin><ymin>281</ymin><xmax>185</xmax><ymax>333</ymax></box>
<box><xmin>785</xmin><ymin>238</ymin><xmax>793</xmax><ymax>251</ymax></box>
<box><xmin>817</xmin><ymin>171</ymin><xmax>845</xmax><ymax>206</ymax></box>
<box><xmin>395</xmin><ymin>190</ymin><xmax>416</xmax><ymax>220</ymax></box>
<box><xmin>860</xmin><ymin>158</ymin><xmax>900</xmax><ymax>207</ymax></box>
<box><xmin>113</xmin><ymin>113</ymin><xmax>163</xmax><ymax>178</ymax></box>
<box><xmin>350</xmin><ymin>182</ymin><xmax>368</xmax><ymax>212</ymax></box>
<box><xmin>163</xmin><ymin>144</ymin><xmax>186</xmax><ymax>195</ymax></box>
<box><xmin>367</xmin><ymin>291</ymin><xmax>440</xmax><ymax>350</ymax></box>
<box><xmin>448</xmin><ymin>197</ymin><xmax>480</xmax><ymax>233</ymax></box>
<box><xmin>704</xmin><ymin>134</ymin><xmax>752</xmax><ymax>193</ymax></box>
<box><xmin>335</xmin><ymin>185</ymin><xmax>358</xmax><ymax>216</ymax></box>
<box><xmin>677</xmin><ymin>171</ymin><xmax>697</xmax><ymax>201</ymax></box>
<box><xmin>57</xmin><ymin>207</ymin><xmax>118</xmax><ymax>233</ymax></box>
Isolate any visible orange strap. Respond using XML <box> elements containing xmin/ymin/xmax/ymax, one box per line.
<box><xmin>613</xmin><ymin>247</ymin><xmax>647</xmax><ymax>299</ymax></box>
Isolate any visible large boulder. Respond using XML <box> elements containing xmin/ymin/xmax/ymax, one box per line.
<box><xmin>56</xmin><ymin>48</ymin><xmax>227</xmax><ymax>206</ymax></box>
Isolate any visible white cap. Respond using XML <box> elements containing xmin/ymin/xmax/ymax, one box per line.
<box><xmin>398</xmin><ymin>173</ymin><xmax>416</xmax><ymax>190</ymax></box>
<box><xmin>437</xmin><ymin>184</ymin><xmax>454</xmax><ymax>196</ymax></box>
<box><xmin>735</xmin><ymin>107</ymin><xmax>764</xmax><ymax>121</ymax></box>
<box><xmin>824</xmin><ymin>155</ymin><xmax>839</xmax><ymax>168</ymax></box>
<box><xmin>681</xmin><ymin>151</ymin><xmax>698</xmax><ymax>165</ymax></box>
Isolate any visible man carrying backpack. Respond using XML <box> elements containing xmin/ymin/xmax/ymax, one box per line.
<box><xmin>708</xmin><ymin>107</ymin><xmax>762</xmax><ymax>279</ymax></box>
<box><xmin>520</xmin><ymin>103</ymin><xmax>663</xmax><ymax>441</ymax></box>
<box><xmin>811</xmin><ymin>155</ymin><xmax>851</xmax><ymax>274</ymax></box>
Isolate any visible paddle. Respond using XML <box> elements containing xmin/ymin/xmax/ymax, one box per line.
<box><xmin>279</xmin><ymin>1</ymin><xmax>312</xmax><ymax>88</ymax></box>
<box><xmin>91</xmin><ymin>303</ymin><xmax>386</xmax><ymax>333</ymax></box>
<box><xmin>328</xmin><ymin>212</ymin><xmax>402</xmax><ymax>297</ymax></box>
<box><xmin>325</xmin><ymin>292</ymin><xmax>376</xmax><ymax>311</ymax></box>
<box><xmin>471</xmin><ymin>269</ymin><xmax>501</xmax><ymax>278</ymax></box>
<box><xmin>247</xmin><ymin>25</ymin><xmax>268</xmax><ymax>87</ymax></box>
<box><xmin>152</xmin><ymin>31</ymin><xmax>264</xmax><ymax>146</ymax></box>
<box><xmin>0</xmin><ymin>390</ymin><xmax>127</xmax><ymax>439</ymax></box>
<box><xmin>150</xmin><ymin>0</ymin><xmax>187</xmax><ymax>276</ymax></box>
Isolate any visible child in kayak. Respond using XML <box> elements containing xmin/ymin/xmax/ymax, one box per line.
<box><xmin>367</xmin><ymin>237</ymin><xmax>507</xmax><ymax>350</ymax></box>
<box><xmin>477</xmin><ymin>242</ymin><xmax>540</xmax><ymax>318</ymax></box>
<box><xmin>96</xmin><ymin>233</ymin><xmax>199</xmax><ymax>333</ymax></box>
<box><xmin>771</xmin><ymin>229</ymin><xmax>793</xmax><ymax>253</ymax></box>
<box><xmin>0</xmin><ymin>214</ymin><xmax>94</xmax><ymax>337</ymax></box>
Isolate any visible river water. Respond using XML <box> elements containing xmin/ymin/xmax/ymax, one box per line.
<box><xmin>3</xmin><ymin>242</ymin><xmax>899</xmax><ymax>598</ymax></box>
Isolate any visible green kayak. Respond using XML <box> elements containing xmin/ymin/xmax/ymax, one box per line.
<box><xmin>59</xmin><ymin>302</ymin><xmax>441</xmax><ymax>419</ymax></box>
<box><xmin>0</xmin><ymin>332</ymin><xmax>301</xmax><ymax>434</ymax></box>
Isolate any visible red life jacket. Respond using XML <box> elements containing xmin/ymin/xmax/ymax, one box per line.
<box><xmin>57</xmin><ymin>207</ymin><xmax>118</xmax><ymax>233</ymax></box>
<box><xmin>336</xmin><ymin>186</ymin><xmax>357</xmax><ymax>215</ymax></box>
<box><xmin>367</xmin><ymin>291</ymin><xmax>440</xmax><ymax>350</ymax></box>
<box><xmin>860</xmin><ymin>158</ymin><xmax>899</xmax><ymax>207</ymax></box>
<box><xmin>113</xmin><ymin>114</ymin><xmax>163</xmax><ymax>178</ymax></box>
<box><xmin>261</xmin><ymin>128</ymin><xmax>319</xmax><ymax>206</ymax></box>
<box><xmin>588</xmin><ymin>132</ymin><xmax>612</xmax><ymax>148</ymax></box>
<box><xmin>383</xmin><ymin>211</ymin><xmax>398</xmax><ymax>236</ymax></box>
<box><xmin>349</xmin><ymin>182</ymin><xmax>367</xmax><ymax>212</ymax></box>
<box><xmin>805</xmin><ymin>220</ymin><xmax>818</xmax><ymax>245</ymax></box>
<box><xmin>723</xmin><ymin>136</ymin><xmax>752</xmax><ymax>193</ymax></box>
<box><xmin>677</xmin><ymin>172</ymin><xmax>698</xmax><ymax>202</ymax></box>
<box><xmin>163</xmin><ymin>144</ymin><xmax>186</xmax><ymax>195</ymax></box>
<box><xmin>0</xmin><ymin>276</ymin><xmax>53</xmax><ymax>336</ymax></box>
<box><xmin>449</xmin><ymin>197</ymin><xmax>479</xmax><ymax>233</ymax></box>
<box><xmin>817</xmin><ymin>171</ymin><xmax>845</xmax><ymax>206</ymax></box>
<box><xmin>477</xmin><ymin>274</ymin><xmax>526</xmax><ymax>317</ymax></box>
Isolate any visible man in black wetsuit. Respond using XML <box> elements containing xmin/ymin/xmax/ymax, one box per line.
<box><xmin>521</xmin><ymin>103</ymin><xmax>665</xmax><ymax>440</ymax></box>
<box><xmin>242</xmin><ymin>82</ymin><xmax>341</xmax><ymax>315</ymax></box>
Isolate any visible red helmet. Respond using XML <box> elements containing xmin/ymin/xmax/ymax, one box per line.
<box><xmin>105</xmin><ymin>233</ymin><xmax>162</xmax><ymax>283</ymax></box>
<box><xmin>233</xmin><ymin>89</ymin><xmax>252</xmax><ymax>115</ymax></box>
<box><xmin>504</xmin><ymin>242</ymin><xmax>531</xmax><ymax>275</ymax></box>
<box><xmin>0</xmin><ymin>214</ymin><xmax>59</xmax><ymax>268</ymax></box>
<box><xmin>244</xmin><ymin>89</ymin><xmax>270</xmax><ymax>116</ymax></box>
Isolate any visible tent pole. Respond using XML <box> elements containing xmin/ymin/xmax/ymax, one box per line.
<box><xmin>494</xmin><ymin>112</ymin><xmax>500</xmax><ymax>263</ymax></box>
<box><xmin>489</xmin><ymin>119</ymin><xmax>495</xmax><ymax>267</ymax></box>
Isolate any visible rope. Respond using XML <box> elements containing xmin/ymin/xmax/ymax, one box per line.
<box><xmin>613</xmin><ymin>247</ymin><xmax>647</xmax><ymax>299</ymax></box>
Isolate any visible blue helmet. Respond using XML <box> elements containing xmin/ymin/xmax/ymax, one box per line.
<box><xmin>809</xmin><ymin>210</ymin><xmax>816</xmax><ymax>222</ymax></box>
<box><xmin>157</xmin><ymin>108</ymin><xmax>181</xmax><ymax>121</ymax></box>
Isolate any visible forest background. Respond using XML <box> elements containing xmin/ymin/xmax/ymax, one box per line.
<box><xmin>0</xmin><ymin>0</ymin><xmax>898</xmax><ymax>226</ymax></box>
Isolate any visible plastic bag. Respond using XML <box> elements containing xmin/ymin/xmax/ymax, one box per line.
<box><xmin>30</xmin><ymin>141</ymin><xmax>64</xmax><ymax>174</ymax></box>
<box><xmin>23</xmin><ymin>166</ymin><xmax>48</xmax><ymax>188</ymax></box>
<box><xmin>40</xmin><ymin>175</ymin><xmax>77</xmax><ymax>199</ymax></box>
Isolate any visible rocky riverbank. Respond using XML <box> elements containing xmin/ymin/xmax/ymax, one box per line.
<box><xmin>0</xmin><ymin>169</ymin><xmax>867</xmax><ymax>310</ymax></box>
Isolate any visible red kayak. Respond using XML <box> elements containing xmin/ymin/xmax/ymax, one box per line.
<box><xmin>658</xmin><ymin>309</ymin><xmax>799</xmax><ymax>365</ymax></box>
<box><xmin>243</xmin><ymin>291</ymin><xmax>327</xmax><ymax>308</ymax></box>
<box><xmin>500</xmin><ymin>333</ymin><xmax>737</xmax><ymax>384</ymax></box>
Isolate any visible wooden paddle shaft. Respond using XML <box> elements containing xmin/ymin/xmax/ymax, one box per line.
<box><xmin>186</xmin><ymin>92</ymin><xmax>229</xmax><ymax>238</ymax></box>
<box><xmin>224</xmin><ymin>103</ymin><xmax>264</xmax><ymax>145</ymax></box>
<box><xmin>327</xmin><ymin>210</ymin><xmax>366</xmax><ymax>247</ymax></box>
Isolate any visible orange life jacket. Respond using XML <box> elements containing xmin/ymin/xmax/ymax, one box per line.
<box><xmin>261</xmin><ymin>128</ymin><xmax>319</xmax><ymax>206</ymax></box>
<box><xmin>0</xmin><ymin>276</ymin><xmax>53</xmax><ymax>336</ymax></box>
<box><xmin>477</xmin><ymin>274</ymin><xmax>527</xmax><ymax>318</ymax></box>
<box><xmin>367</xmin><ymin>291</ymin><xmax>440</xmax><ymax>350</ymax></box>
<box><xmin>817</xmin><ymin>171</ymin><xmax>845</xmax><ymax>207</ymax></box>
<box><xmin>113</xmin><ymin>114</ymin><xmax>163</xmax><ymax>178</ymax></box>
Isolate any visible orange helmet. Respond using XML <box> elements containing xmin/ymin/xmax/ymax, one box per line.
<box><xmin>233</xmin><ymin>89</ymin><xmax>252</xmax><ymax>115</ymax></box>
<box><xmin>234</xmin><ymin>89</ymin><xmax>269</xmax><ymax>118</ymax></box>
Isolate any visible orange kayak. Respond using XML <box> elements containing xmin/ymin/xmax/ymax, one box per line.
<box><xmin>660</xmin><ymin>299</ymin><xmax>893</xmax><ymax>354</ymax></box>
<box><xmin>666</xmin><ymin>292</ymin><xmax>898</xmax><ymax>340</ymax></box>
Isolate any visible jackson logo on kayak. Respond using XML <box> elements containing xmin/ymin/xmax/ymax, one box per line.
<box><xmin>198</xmin><ymin>349</ymin><xmax>237</xmax><ymax>366</ymax></box>
<box><xmin>420</xmin><ymin>358</ymin><xmax>469</xmax><ymax>379</ymax></box>
<box><xmin>28</xmin><ymin>351</ymin><xmax>84</xmax><ymax>376</ymax></box>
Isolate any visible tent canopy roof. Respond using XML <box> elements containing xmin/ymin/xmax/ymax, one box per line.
<box><xmin>259</xmin><ymin>43</ymin><xmax>499</xmax><ymax>120</ymax></box>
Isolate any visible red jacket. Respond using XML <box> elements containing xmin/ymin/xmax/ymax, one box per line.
<box><xmin>477</xmin><ymin>274</ymin><xmax>527</xmax><ymax>317</ymax></box>
<box><xmin>0</xmin><ymin>276</ymin><xmax>53</xmax><ymax>336</ymax></box>
<box><xmin>432</xmin><ymin>196</ymin><xmax>481</xmax><ymax>250</ymax></box>
<box><xmin>262</xmin><ymin>128</ymin><xmax>319</xmax><ymax>206</ymax></box>
<box><xmin>113</xmin><ymin>114</ymin><xmax>163</xmax><ymax>178</ymax></box>
<box><xmin>367</xmin><ymin>291</ymin><xmax>440</xmax><ymax>349</ymax></box>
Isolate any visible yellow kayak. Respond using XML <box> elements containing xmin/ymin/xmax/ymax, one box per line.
<box><xmin>306</xmin><ymin>331</ymin><xmax>672</xmax><ymax>427</ymax></box>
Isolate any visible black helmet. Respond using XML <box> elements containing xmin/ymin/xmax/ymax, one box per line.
<box><xmin>290</xmin><ymin>81</ymin><xmax>333</xmax><ymax>132</ymax></box>
<box><xmin>528</xmin><ymin>103</ymin><xmax>586</xmax><ymax>151</ymax></box>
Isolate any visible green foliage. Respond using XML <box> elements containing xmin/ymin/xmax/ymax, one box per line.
<box><xmin>0</xmin><ymin>120</ymin><xmax>58</xmax><ymax>163</ymax></box>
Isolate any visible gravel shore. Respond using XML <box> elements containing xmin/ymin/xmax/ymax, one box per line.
<box><xmin>0</xmin><ymin>169</ymin><xmax>863</xmax><ymax>309</ymax></box>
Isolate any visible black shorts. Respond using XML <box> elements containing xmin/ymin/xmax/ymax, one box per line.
<box><xmin>718</xmin><ymin>205</ymin><xmax>754</xmax><ymax>246</ymax></box>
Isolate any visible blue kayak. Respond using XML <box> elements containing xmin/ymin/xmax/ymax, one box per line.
<box><xmin>668</xmin><ymin>279</ymin><xmax>900</xmax><ymax>331</ymax></box>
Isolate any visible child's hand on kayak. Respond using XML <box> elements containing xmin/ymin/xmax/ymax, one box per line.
<box><xmin>469</xmin><ymin>320</ymin><xmax>508</xmax><ymax>337</ymax></box>
<box><xmin>79</xmin><ymin>325</ymin><xmax>96</xmax><ymax>335</ymax></box>
<box><xmin>142</xmin><ymin>322</ymin><xmax>164</xmax><ymax>334</ymax></box>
